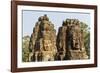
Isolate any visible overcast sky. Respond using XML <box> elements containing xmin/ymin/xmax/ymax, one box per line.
<box><xmin>22</xmin><ymin>10</ymin><xmax>90</xmax><ymax>37</ymax></box>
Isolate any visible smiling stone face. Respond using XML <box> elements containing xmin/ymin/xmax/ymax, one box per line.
<box><xmin>29</xmin><ymin>15</ymin><xmax>57</xmax><ymax>61</ymax></box>
<box><xmin>57</xmin><ymin>19</ymin><xmax>88</xmax><ymax>60</ymax></box>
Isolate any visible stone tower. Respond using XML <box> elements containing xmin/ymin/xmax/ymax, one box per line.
<box><xmin>29</xmin><ymin>14</ymin><xmax>57</xmax><ymax>61</ymax></box>
<box><xmin>56</xmin><ymin>19</ymin><xmax>88</xmax><ymax>60</ymax></box>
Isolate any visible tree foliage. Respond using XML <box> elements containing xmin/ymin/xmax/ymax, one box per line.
<box><xmin>22</xmin><ymin>36</ymin><xmax>30</xmax><ymax>62</ymax></box>
<box><xmin>80</xmin><ymin>22</ymin><xmax>90</xmax><ymax>57</ymax></box>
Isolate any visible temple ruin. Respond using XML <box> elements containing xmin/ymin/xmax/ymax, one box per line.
<box><xmin>28</xmin><ymin>15</ymin><xmax>88</xmax><ymax>62</ymax></box>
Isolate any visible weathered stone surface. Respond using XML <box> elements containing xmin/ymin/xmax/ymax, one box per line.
<box><xmin>56</xmin><ymin>19</ymin><xmax>88</xmax><ymax>60</ymax></box>
<box><xmin>68</xmin><ymin>50</ymin><xmax>88</xmax><ymax>60</ymax></box>
<box><xmin>28</xmin><ymin>15</ymin><xmax>88</xmax><ymax>61</ymax></box>
<box><xmin>29</xmin><ymin>14</ymin><xmax>57</xmax><ymax>61</ymax></box>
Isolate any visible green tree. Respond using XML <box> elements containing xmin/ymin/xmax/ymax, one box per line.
<box><xmin>22</xmin><ymin>36</ymin><xmax>30</xmax><ymax>62</ymax></box>
<box><xmin>80</xmin><ymin>22</ymin><xmax>90</xmax><ymax>58</ymax></box>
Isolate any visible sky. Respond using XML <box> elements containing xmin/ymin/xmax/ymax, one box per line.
<box><xmin>22</xmin><ymin>10</ymin><xmax>90</xmax><ymax>37</ymax></box>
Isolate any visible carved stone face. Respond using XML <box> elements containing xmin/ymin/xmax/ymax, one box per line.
<box><xmin>43</xmin><ymin>40</ymin><xmax>52</xmax><ymax>51</ymax></box>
